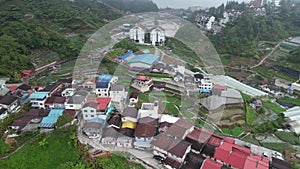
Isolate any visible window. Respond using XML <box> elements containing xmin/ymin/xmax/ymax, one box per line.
<box><xmin>84</xmin><ymin>110</ymin><xmax>87</xmax><ymax>112</ymax></box>
<box><xmin>85</xmin><ymin>115</ymin><xmax>88</xmax><ymax>117</ymax></box>
<box><xmin>39</xmin><ymin>103</ymin><xmax>43</xmax><ymax>105</ymax></box>
<box><xmin>104</xmin><ymin>93</ymin><xmax>107</xmax><ymax>96</ymax></box>
<box><xmin>70</xmin><ymin>105</ymin><xmax>73</xmax><ymax>107</ymax></box>
<box><xmin>91</xmin><ymin>115</ymin><xmax>94</xmax><ymax>118</ymax></box>
<box><xmin>90</xmin><ymin>110</ymin><xmax>94</xmax><ymax>113</ymax></box>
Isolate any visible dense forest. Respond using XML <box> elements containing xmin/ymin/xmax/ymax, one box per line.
<box><xmin>0</xmin><ymin>0</ymin><xmax>122</xmax><ymax>77</ymax></box>
<box><xmin>209</xmin><ymin>0</ymin><xmax>300</xmax><ymax>59</ymax></box>
<box><xmin>101</xmin><ymin>0</ymin><xmax>159</xmax><ymax>13</ymax></box>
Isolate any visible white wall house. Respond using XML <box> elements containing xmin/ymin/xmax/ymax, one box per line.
<box><xmin>206</xmin><ymin>16</ymin><xmax>215</xmax><ymax>30</ymax></box>
<box><xmin>61</xmin><ymin>88</ymin><xmax>76</xmax><ymax>97</ymax></box>
<box><xmin>109</xmin><ymin>84</ymin><xmax>128</xmax><ymax>111</ymax></box>
<box><xmin>0</xmin><ymin>108</ymin><xmax>8</xmax><ymax>121</ymax></box>
<box><xmin>292</xmin><ymin>82</ymin><xmax>300</xmax><ymax>92</ymax></box>
<box><xmin>0</xmin><ymin>95</ymin><xmax>19</xmax><ymax>113</ymax></box>
<box><xmin>116</xmin><ymin>136</ymin><xmax>133</xmax><ymax>148</ymax></box>
<box><xmin>138</xmin><ymin>102</ymin><xmax>159</xmax><ymax>119</ymax></box>
<box><xmin>95</xmin><ymin>75</ymin><xmax>118</xmax><ymax>97</ymax></box>
<box><xmin>129</xmin><ymin>25</ymin><xmax>145</xmax><ymax>44</ymax></box>
<box><xmin>82</xmin><ymin>98</ymin><xmax>111</xmax><ymax>121</ymax></box>
<box><xmin>199</xmin><ymin>78</ymin><xmax>213</xmax><ymax>93</ymax></box>
<box><xmin>29</xmin><ymin>92</ymin><xmax>49</xmax><ymax>109</ymax></box>
<box><xmin>150</xmin><ymin>26</ymin><xmax>165</xmax><ymax>46</ymax></box>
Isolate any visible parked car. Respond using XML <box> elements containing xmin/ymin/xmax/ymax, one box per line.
<box><xmin>153</xmin><ymin>155</ymin><xmax>164</xmax><ymax>162</ymax></box>
<box><xmin>92</xmin><ymin>149</ymin><xmax>103</xmax><ymax>155</ymax></box>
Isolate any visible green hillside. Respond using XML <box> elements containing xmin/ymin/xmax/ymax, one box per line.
<box><xmin>0</xmin><ymin>0</ymin><xmax>122</xmax><ymax>77</ymax></box>
<box><xmin>209</xmin><ymin>0</ymin><xmax>300</xmax><ymax>59</ymax></box>
<box><xmin>101</xmin><ymin>0</ymin><xmax>159</xmax><ymax>13</ymax></box>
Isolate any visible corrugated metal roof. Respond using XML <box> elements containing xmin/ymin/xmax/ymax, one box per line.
<box><xmin>127</xmin><ymin>54</ymin><xmax>159</xmax><ymax>65</ymax></box>
<box><xmin>29</xmin><ymin>92</ymin><xmax>49</xmax><ymax>99</ymax></box>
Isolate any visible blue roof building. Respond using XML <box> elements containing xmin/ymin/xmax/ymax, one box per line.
<box><xmin>29</xmin><ymin>92</ymin><xmax>49</xmax><ymax>100</ymax></box>
<box><xmin>118</xmin><ymin>51</ymin><xmax>134</xmax><ymax>60</ymax></box>
<box><xmin>96</xmin><ymin>82</ymin><xmax>109</xmax><ymax>88</ymax></box>
<box><xmin>98</xmin><ymin>74</ymin><xmax>113</xmax><ymax>82</ymax></box>
<box><xmin>39</xmin><ymin>109</ymin><xmax>64</xmax><ymax>128</ymax></box>
<box><xmin>127</xmin><ymin>54</ymin><xmax>160</xmax><ymax>70</ymax></box>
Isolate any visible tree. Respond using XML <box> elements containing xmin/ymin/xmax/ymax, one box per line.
<box><xmin>56</xmin><ymin>114</ymin><xmax>73</xmax><ymax>127</ymax></box>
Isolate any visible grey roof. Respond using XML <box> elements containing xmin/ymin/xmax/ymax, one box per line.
<box><xmin>110</xmin><ymin>84</ymin><xmax>125</xmax><ymax>92</ymax></box>
<box><xmin>220</xmin><ymin>88</ymin><xmax>243</xmax><ymax>99</ymax></box>
<box><xmin>67</xmin><ymin>95</ymin><xmax>86</xmax><ymax>104</ymax></box>
<box><xmin>75</xmin><ymin>90</ymin><xmax>89</xmax><ymax>97</ymax></box>
<box><xmin>200</xmin><ymin>95</ymin><xmax>244</xmax><ymax>111</ymax></box>
<box><xmin>0</xmin><ymin>88</ymin><xmax>10</xmax><ymax>96</ymax></box>
<box><xmin>122</xmin><ymin>107</ymin><xmax>138</xmax><ymax>118</ymax></box>
<box><xmin>17</xmin><ymin>84</ymin><xmax>31</xmax><ymax>91</ymax></box>
<box><xmin>83</xmin><ymin>122</ymin><xmax>102</xmax><ymax>129</ymax></box>
<box><xmin>102</xmin><ymin>126</ymin><xmax>120</xmax><ymax>138</ymax></box>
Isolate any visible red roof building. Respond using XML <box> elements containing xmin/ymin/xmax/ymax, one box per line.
<box><xmin>213</xmin><ymin>85</ymin><xmax>227</xmax><ymax>90</ymax></box>
<box><xmin>214</xmin><ymin>142</ymin><xmax>251</xmax><ymax>169</ymax></box>
<box><xmin>86</xmin><ymin>98</ymin><xmax>111</xmax><ymax>111</ymax></box>
<box><xmin>9</xmin><ymin>86</ymin><xmax>18</xmax><ymax>92</ymax></box>
<box><xmin>208</xmin><ymin>134</ymin><xmax>224</xmax><ymax>147</ymax></box>
<box><xmin>244</xmin><ymin>155</ymin><xmax>269</xmax><ymax>169</ymax></box>
<box><xmin>201</xmin><ymin>159</ymin><xmax>222</xmax><ymax>169</ymax></box>
<box><xmin>228</xmin><ymin>147</ymin><xmax>249</xmax><ymax>169</ymax></box>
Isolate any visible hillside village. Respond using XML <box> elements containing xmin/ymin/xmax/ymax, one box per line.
<box><xmin>1</xmin><ymin>15</ymin><xmax>299</xmax><ymax>168</ymax></box>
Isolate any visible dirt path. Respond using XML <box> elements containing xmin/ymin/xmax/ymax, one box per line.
<box><xmin>0</xmin><ymin>137</ymin><xmax>37</xmax><ymax>160</ymax></box>
<box><xmin>250</xmin><ymin>41</ymin><xmax>282</xmax><ymax>69</ymax></box>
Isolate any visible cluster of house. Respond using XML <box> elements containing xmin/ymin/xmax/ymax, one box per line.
<box><xmin>150</xmin><ymin>118</ymin><xmax>289</xmax><ymax>169</ymax></box>
<box><xmin>125</xmin><ymin>24</ymin><xmax>165</xmax><ymax>46</ymax></box>
<box><xmin>194</xmin><ymin>10</ymin><xmax>242</xmax><ymax>33</ymax></box>
<box><xmin>194</xmin><ymin>0</ymin><xmax>284</xmax><ymax>33</ymax></box>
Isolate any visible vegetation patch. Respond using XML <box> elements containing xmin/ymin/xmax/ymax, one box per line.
<box><xmin>275</xmin><ymin>131</ymin><xmax>300</xmax><ymax>145</ymax></box>
<box><xmin>263</xmin><ymin>101</ymin><xmax>286</xmax><ymax>114</ymax></box>
<box><xmin>107</xmin><ymin>49</ymin><xmax>127</xmax><ymax>59</ymax></box>
<box><xmin>260</xmin><ymin>142</ymin><xmax>293</xmax><ymax>153</ymax></box>
<box><xmin>278</xmin><ymin>97</ymin><xmax>300</xmax><ymax>106</ymax></box>
<box><xmin>0</xmin><ymin>126</ymin><xmax>81</xmax><ymax>169</ymax></box>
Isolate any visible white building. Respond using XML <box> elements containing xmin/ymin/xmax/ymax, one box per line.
<box><xmin>61</xmin><ymin>88</ymin><xmax>76</xmax><ymax>97</ymax></box>
<box><xmin>206</xmin><ymin>16</ymin><xmax>215</xmax><ymax>30</ymax></box>
<box><xmin>138</xmin><ymin>102</ymin><xmax>159</xmax><ymax>119</ymax></box>
<box><xmin>116</xmin><ymin>136</ymin><xmax>133</xmax><ymax>148</ymax></box>
<box><xmin>109</xmin><ymin>84</ymin><xmax>128</xmax><ymax>111</ymax></box>
<box><xmin>65</xmin><ymin>95</ymin><xmax>86</xmax><ymax>110</ymax></box>
<box><xmin>220</xmin><ymin>12</ymin><xmax>230</xmax><ymax>25</ymax></box>
<box><xmin>128</xmin><ymin>92</ymin><xmax>139</xmax><ymax>107</ymax></box>
<box><xmin>82</xmin><ymin>98</ymin><xmax>111</xmax><ymax>121</ymax></box>
<box><xmin>291</xmin><ymin>82</ymin><xmax>300</xmax><ymax>92</ymax></box>
<box><xmin>129</xmin><ymin>25</ymin><xmax>146</xmax><ymax>44</ymax></box>
<box><xmin>95</xmin><ymin>75</ymin><xmax>118</xmax><ymax>97</ymax></box>
<box><xmin>65</xmin><ymin>90</ymin><xmax>89</xmax><ymax>110</ymax></box>
<box><xmin>0</xmin><ymin>108</ymin><xmax>8</xmax><ymax>121</ymax></box>
<box><xmin>29</xmin><ymin>92</ymin><xmax>49</xmax><ymax>109</ymax></box>
<box><xmin>131</xmin><ymin>76</ymin><xmax>153</xmax><ymax>93</ymax></box>
<box><xmin>150</xmin><ymin>26</ymin><xmax>165</xmax><ymax>46</ymax></box>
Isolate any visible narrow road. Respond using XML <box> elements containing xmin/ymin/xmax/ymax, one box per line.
<box><xmin>0</xmin><ymin>136</ymin><xmax>37</xmax><ymax>160</ymax></box>
<box><xmin>250</xmin><ymin>41</ymin><xmax>282</xmax><ymax>69</ymax></box>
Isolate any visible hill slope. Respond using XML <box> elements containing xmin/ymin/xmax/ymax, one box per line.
<box><xmin>0</xmin><ymin>0</ymin><xmax>122</xmax><ymax>77</ymax></box>
<box><xmin>101</xmin><ymin>0</ymin><xmax>159</xmax><ymax>13</ymax></box>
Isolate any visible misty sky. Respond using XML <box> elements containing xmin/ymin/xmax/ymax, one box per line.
<box><xmin>152</xmin><ymin>0</ymin><xmax>251</xmax><ymax>9</ymax></box>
